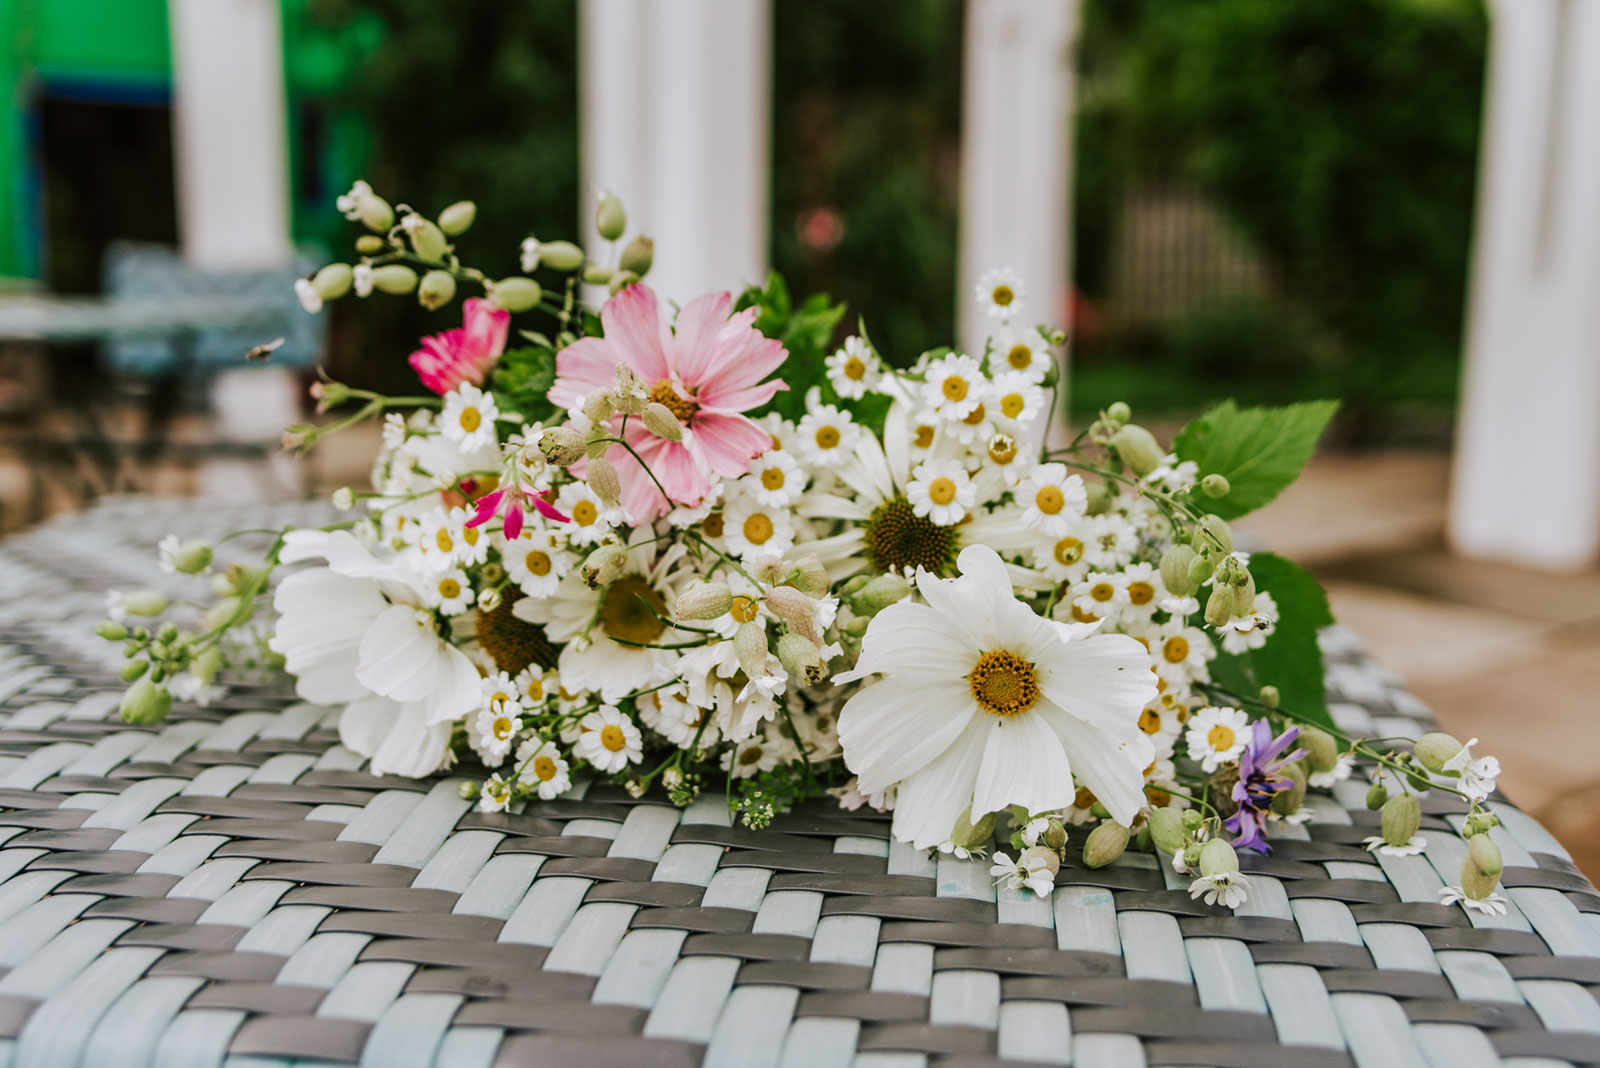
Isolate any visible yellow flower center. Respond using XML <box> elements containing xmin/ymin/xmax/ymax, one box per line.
<box><xmin>524</xmin><ymin>550</ymin><xmax>552</xmax><ymax>576</ymax></box>
<box><xmin>1071</xmin><ymin>604</ymin><xmax>1098</xmax><ymax>624</ymax></box>
<box><xmin>1128</xmin><ymin>581</ymin><xmax>1155</xmax><ymax>606</ymax></box>
<box><xmin>1000</xmin><ymin>393</ymin><xmax>1026</xmax><ymax>419</ymax></box>
<box><xmin>598</xmin><ymin>574</ymin><xmax>667</xmax><ymax>645</ymax></box>
<box><xmin>843</xmin><ymin>356</ymin><xmax>866</xmax><ymax>380</ymax></box>
<box><xmin>533</xmin><ymin>755</ymin><xmax>558</xmax><ymax>781</ymax></box>
<box><xmin>1035</xmin><ymin>486</ymin><xmax>1065</xmax><ymax>515</ymax></box>
<box><xmin>761</xmin><ymin>467</ymin><xmax>786</xmax><ymax>491</ymax></box>
<box><xmin>463</xmin><ymin>526</ymin><xmax>480</xmax><ymax>547</ymax></box>
<box><xmin>730</xmin><ymin>595</ymin><xmax>760</xmax><ymax>624</ymax></box>
<box><xmin>571</xmin><ymin>500</ymin><xmax>598</xmax><ymax>526</ymax></box>
<box><xmin>437</xmin><ymin>578</ymin><xmax>461</xmax><ymax>599</ymax></box>
<box><xmin>1007</xmin><ymin>344</ymin><xmax>1033</xmax><ymax>370</ymax></box>
<box><xmin>814</xmin><ymin>425</ymin><xmax>841</xmax><ymax>450</ymax></box>
<box><xmin>1090</xmin><ymin>582</ymin><xmax>1115</xmax><ymax>602</ymax></box>
<box><xmin>1053</xmin><ymin>537</ymin><xmax>1083</xmax><ymax>565</ymax></box>
<box><xmin>1075</xmin><ymin>786</ymin><xmax>1096</xmax><ymax>809</ymax></box>
<box><xmin>649</xmin><ymin>380</ymin><xmax>698</xmax><ymax>422</ymax></box>
<box><xmin>991</xmin><ymin>285</ymin><xmax>1014</xmax><ymax>307</ymax></box>
<box><xmin>434</xmin><ymin>529</ymin><xmax>454</xmax><ymax>553</ymax></box>
<box><xmin>524</xmin><ymin>677</ymin><xmax>545</xmax><ymax>701</ymax></box>
<box><xmin>914</xmin><ymin>425</ymin><xmax>936</xmax><ymax>449</ymax></box>
<box><xmin>1138</xmin><ymin>708</ymin><xmax>1162</xmax><ymax>734</ymax></box>
<box><xmin>600</xmin><ymin>724</ymin><xmax>627</xmax><ymax>752</ymax></box>
<box><xmin>927</xmin><ymin>477</ymin><xmax>957</xmax><ymax>506</ymax></box>
<box><xmin>458</xmin><ymin>407</ymin><xmax>482</xmax><ymax>432</ymax></box>
<box><xmin>863</xmin><ymin>496</ymin><xmax>958</xmax><ymax>575</ymax></box>
<box><xmin>492</xmin><ymin>715</ymin><xmax>515</xmax><ymax>740</ymax></box>
<box><xmin>702</xmin><ymin>511</ymin><xmax>725</xmax><ymax>538</ymax></box>
<box><xmin>941</xmin><ymin>376</ymin><xmax>969</xmax><ymax>402</ymax></box>
<box><xmin>968</xmin><ymin>649</ymin><xmax>1040</xmax><ymax>717</ymax></box>
<box><xmin>1207</xmin><ymin>725</ymin><xmax>1236</xmax><ymax>751</ymax></box>
<box><xmin>1163</xmin><ymin>636</ymin><xmax>1189</xmax><ymax>663</ymax></box>
<box><xmin>742</xmin><ymin>513</ymin><xmax>774</xmax><ymax>544</ymax></box>
<box><xmin>962</xmin><ymin>403</ymin><xmax>986</xmax><ymax>426</ymax></box>
<box><xmin>988</xmin><ymin>436</ymin><xmax>1017</xmax><ymax>464</ymax></box>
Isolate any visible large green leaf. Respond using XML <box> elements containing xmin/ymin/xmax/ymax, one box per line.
<box><xmin>488</xmin><ymin>345</ymin><xmax>558</xmax><ymax>425</ymax></box>
<box><xmin>1172</xmin><ymin>399</ymin><xmax>1338</xmax><ymax>519</ymax></box>
<box><xmin>735</xmin><ymin>272</ymin><xmax>847</xmax><ymax>423</ymax></box>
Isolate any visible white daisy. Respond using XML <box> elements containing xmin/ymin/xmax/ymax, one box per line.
<box><xmin>906</xmin><ymin>458</ymin><xmax>976</xmax><ymax>526</ymax></box>
<box><xmin>796</xmin><ymin>401</ymin><xmax>862</xmax><ymax>468</ymax></box>
<box><xmin>515</xmin><ymin>738</ymin><xmax>571</xmax><ymax>799</ymax></box>
<box><xmin>744</xmin><ymin>450</ymin><xmax>806</xmax><ymax>508</ymax></box>
<box><xmin>1153</xmin><ymin>620</ymin><xmax>1215</xmax><ymax>687</ymax></box>
<box><xmin>977</xmin><ymin>432</ymin><xmax>1031</xmax><ymax>487</ymax></box>
<box><xmin>422</xmin><ymin>569</ymin><xmax>473</xmax><ymax>616</ymax></box>
<box><xmin>472</xmin><ymin>704</ymin><xmax>522</xmax><ymax>766</ymax></box>
<box><xmin>413</xmin><ymin>507</ymin><xmax>466</xmax><ymax>572</ymax></box>
<box><xmin>1438</xmin><ymin>885</ymin><xmax>1509</xmax><ymax>916</ymax></box>
<box><xmin>555</xmin><ymin>481</ymin><xmax>626</xmax><ymax>547</ymax></box>
<box><xmin>990</xmin><ymin>851</ymin><xmax>1055</xmax><ymax>897</ymax></box>
<box><xmin>640</xmin><ymin>685</ymin><xmax>721</xmax><ymax>750</ymax></box>
<box><xmin>513</xmin><ymin>665</ymin><xmax>555</xmax><ymax>708</ymax></box>
<box><xmin>722</xmin><ymin>493</ymin><xmax>797</xmax><ymax>562</ymax></box>
<box><xmin>825</xmin><ymin>336</ymin><xmax>879</xmax><ymax>399</ymax></box>
<box><xmin>1082</xmin><ymin>513</ymin><xmax>1140</xmax><ymax>570</ymax></box>
<box><xmin>440</xmin><ymin>383</ymin><xmax>500</xmax><ymax>453</ymax></box>
<box><xmin>1441</xmin><ymin>738</ymin><xmax>1500</xmax><ymax>801</ymax></box>
<box><xmin>1118</xmin><ymin>563</ymin><xmax>1165</xmax><ymax>624</ymax></box>
<box><xmin>503</xmin><ymin>527</ymin><xmax>570</xmax><ymax>599</ymax></box>
<box><xmin>1189</xmin><ymin>871</ymin><xmax>1250</xmax><ymax>909</ymax></box>
<box><xmin>975</xmin><ymin>267</ymin><xmax>1025</xmax><ymax>321</ymax></box>
<box><xmin>835</xmin><ymin>545</ymin><xmax>1158</xmax><ymax>849</ymax></box>
<box><xmin>989</xmin><ymin>324</ymin><xmax>1051</xmax><ymax>382</ymax></box>
<box><xmin>990</xmin><ymin>371</ymin><xmax>1047</xmax><ymax>429</ymax></box>
<box><xmin>1069</xmin><ymin>572</ymin><xmax>1128</xmax><ymax>626</ymax></box>
<box><xmin>1018</xmin><ymin>464</ymin><xmax>1087</xmax><ymax>537</ymax></box>
<box><xmin>921</xmin><ymin>354</ymin><xmax>987</xmax><ymax>422</ymax></box>
<box><xmin>576</xmin><ymin>705</ymin><xmax>643</xmax><ymax>773</ymax></box>
<box><xmin>722</xmin><ymin>730</ymin><xmax>786</xmax><ymax>779</ymax></box>
<box><xmin>1364</xmin><ymin>834</ymin><xmax>1428</xmax><ymax>857</ymax></box>
<box><xmin>1185</xmin><ymin>706</ymin><xmax>1251</xmax><ymax>773</ymax></box>
<box><xmin>1032</xmin><ymin>525</ymin><xmax>1094</xmax><ymax>585</ymax></box>
<box><xmin>478</xmin><ymin>774</ymin><xmax>513</xmax><ymax>813</ymax></box>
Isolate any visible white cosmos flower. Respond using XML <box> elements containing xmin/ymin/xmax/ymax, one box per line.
<box><xmin>825</xmin><ymin>336</ymin><xmax>879</xmax><ymax>399</ymax></box>
<box><xmin>440</xmin><ymin>383</ymin><xmax>500</xmax><ymax>453</ymax></box>
<box><xmin>796</xmin><ymin>400</ymin><xmax>862</xmax><ymax>468</ymax></box>
<box><xmin>269</xmin><ymin>530</ymin><xmax>480</xmax><ymax>777</ymax></box>
<box><xmin>1185</xmin><ymin>706</ymin><xmax>1250</xmax><ymax>773</ymax></box>
<box><xmin>576</xmin><ymin>705</ymin><xmax>643</xmax><ymax>773</ymax></box>
<box><xmin>990</xmin><ymin>325</ymin><xmax>1051</xmax><ymax>383</ymax></box>
<box><xmin>1441</xmin><ymin>738</ymin><xmax>1500</xmax><ymax>801</ymax></box>
<box><xmin>744</xmin><ymin>449</ymin><xmax>806</xmax><ymax>508</ymax></box>
<box><xmin>835</xmin><ymin>545</ymin><xmax>1157</xmax><ymax>849</ymax></box>
<box><xmin>975</xmin><ymin>267</ymin><xmax>1025</xmax><ymax>321</ymax></box>
<box><xmin>906</xmin><ymin>458</ymin><xmax>976</xmax><ymax>526</ymax></box>
<box><xmin>515</xmin><ymin>738</ymin><xmax>571</xmax><ymax>799</ymax></box>
<box><xmin>1018</xmin><ymin>464</ymin><xmax>1087</xmax><ymax>537</ymax></box>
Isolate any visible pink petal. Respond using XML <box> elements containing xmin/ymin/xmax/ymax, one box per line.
<box><xmin>461</xmin><ymin>298</ymin><xmax>510</xmax><ymax>362</ymax></box>
<box><xmin>531</xmin><ymin>493</ymin><xmax>569</xmax><ymax>524</ymax></box>
<box><xmin>669</xmin><ymin>291</ymin><xmax>734</xmax><ymax>385</ymax></box>
<box><xmin>695</xmin><ymin>332</ymin><xmax>789</xmax><ymax>407</ymax></box>
<box><xmin>599</xmin><ymin>284</ymin><xmax>671</xmax><ymax>384</ymax></box>
<box><xmin>502</xmin><ymin>504</ymin><xmax>524</xmax><ymax>541</ymax></box>
<box><xmin>691</xmin><ymin>411</ymin><xmax>775</xmax><ymax>479</ymax></box>
<box><xmin>701</xmin><ymin>379</ymin><xmax>787</xmax><ymax>414</ymax></box>
<box><xmin>464</xmin><ymin>489</ymin><xmax>504</xmax><ymax>528</ymax></box>
<box><xmin>549</xmin><ymin>336</ymin><xmax>624</xmax><ymax>411</ymax></box>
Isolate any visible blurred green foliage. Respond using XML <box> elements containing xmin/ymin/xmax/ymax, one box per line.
<box><xmin>1074</xmin><ymin>0</ymin><xmax>1488</xmax><ymax>431</ymax></box>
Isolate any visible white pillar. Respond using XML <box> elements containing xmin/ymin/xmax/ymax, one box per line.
<box><xmin>957</xmin><ymin>0</ymin><xmax>1079</xmax><ymax>372</ymax></box>
<box><xmin>1450</xmin><ymin>0</ymin><xmax>1600</xmax><ymax>570</ymax></box>
<box><xmin>168</xmin><ymin>0</ymin><xmax>293</xmax><ymax>269</ymax></box>
<box><xmin>579</xmin><ymin>0</ymin><xmax>770</xmax><ymax>305</ymax></box>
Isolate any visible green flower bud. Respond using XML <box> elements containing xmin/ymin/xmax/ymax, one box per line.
<box><xmin>1199</xmin><ymin>837</ymin><xmax>1240</xmax><ymax>877</ymax></box>
<box><xmin>1183</xmin><ymin>842</ymin><xmax>1203</xmax><ymax>869</ymax></box>
<box><xmin>1110</xmin><ymin>424</ymin><xmax>1164</xmax><ymax>477</ymax></box>
<box><xmin>764</xmin><ymin>586</ymin><xmax>821</xmax><ymax>645</ymax></box>
<box><xmin>1464</xmin><ymin>811</ymin><xmax>1500</xmax><ymax>837</ymax></box>
<box><xmin>1089</xmin><ymin>802</ymin><xmax>1112</xmax><ymax>821</ymax></box>
<box><xmin>418</xmin><ymin>269</ymin><xmax>457</xmax><ymax>310</ymax></box>
<box><xmin>407</xmin><ymin>217</ymin><xmax>449</xmax><ymax>260</ymax></box>
<box><xmin>619</xmin><ymin>235</ymin><xmax>654</xmax><ymax>277</ymax></box>
<box><xmin>785</xmin><ymin>555</ymin><xmax>830</xmax><ymax>596</ymax></box>
<box><xmin>171</xmin><ymin>539</ymin><xmax>213</xmax><ymax>575</ymax></box>
<box><xmin>371</xmin><ymin>264</ymin><xmax>419</xmax><ymax>295</ymax></box>
<box><xmin>1198</xmin><ymin>514</ymin><xmax>1234</xmax><ymax>556</ymax></box>
<box><xmin>1084</xmin><ymin>481</ymin><xmax>1112</xmax><ymax>516</ymax></box>
<box><xmin>1300</xmin><ymin>726</ymin><xmax>1338</xmax><ymax>772</ymax></box>
<box><xmin>490</xmin><ymin>276</ymin><xmax>543</xmax><ymax>314</ymax></box>
<box><xmin>1231</xmin><ymin>569</ymin><xmax>1257</xmax><ymax>618</ymax></box>
<box><xmin>1404</xmin><ymin>760</ymin><xmax>1433</xmax><ymax>794</ymax></box>
<box><xmin>583</xmin><ymin>264</ymin><xmax>614</xmax><ymax>286</ymax></box>
<box><xmin>1258</xmin><ymin>685</ymin><xmax>1281</xmax><ymax>711</ymax></box>
<box><xmin>777</xmin><ymin>632</ymin><xmax>827</xmax><ymax>685</ymax></box>
<box><xmin>355</xmin><ymin>234</ymin><xmax>386</xmax><ymax>255</ymax></box>
<box><xmin>1365</xmin><ymin>781</ymin><xmax>1389</xmax><ymax>810</ymax></box>
<box><xmin>1160</xmin><ymin>544</ymin><xmax>1200</xmax><ymax>598</ymax></box>
<box><xmin>676</xmin><ymin>581</ymin><xmax>733</xmax><ymax>622</ymax></box>
<box><xmin>120</xmin><ymin>659</ymin><xmax>149</xmax><ymax>682</ymax></box>
<box><xmin>1022</xmin><ymin>844</ymin><xmax>1062</xmax><ymax>879</ymax></box>
<box><xmin>204</xmin><ymin>596</ymin><xmax>245</xmax><ymax>631</ymax></box>
<box><xmin>438</xmin><ymin>200</ymin><xmax>477</xmax><ymax>236</ymax></box>
<box><xmin>96</xmin><ymin>620</ymin><xmax>128</xmax><ymax>641</ymax></box>
<box><xmin>1147</xmin><ymin>807</ymin><xmax>1188</xmax><ymax>856</ymax></box>
<box><xmin>1413</xmin><ymin>732</ymin><xmax>1465</xmax><ymax>775</ymax></box>
<box><xmin>540</xmin><ymin>240</ymin><xmax>586</xmax><ymax>271</ymax></box>
<box><xmin>1201</xmin><ymin>474</ymin><xmax>1231</xmax><ymax>499</ymax></box>
<box><xmin>642</xmin><ymin>402</ymin><xmax>684</xmax><ymax>442</ymax></box>
<box><xmin>849</xmin><ymin>573</ymin><xmax>913</xmax><ymax>618</ymax></box>
<box><xmin>193</xmin><ymin>646</ymin><xmax>223</xmax><ymax>685</ymax></box>
<box><xmin>950</xmin><ymin>805</ymin><xmax>996</xmax><ymax>851</ymax></box>
<box><xmin>458</xmin><ymin>780</ymin><xmax>480</xmax><ymax>801</ymax></box>
<box><xmin>1105</xmin><ymin>401</ymin><xmax>1131</xmax><ymax>424</ymax></box>
<box><xmin>608</xmin><ymin>269</ymin><xmax>640</xmax><ymax>295</ymax></box>
<box><xmin>1272</xmin><ymin>760</ymin><xmax>1308</xmax><ymax>816</ymax></box>
<box><xmin>581</xmin><ymin>544</ymin><xmax>628</xmax><ymax>589</ymax></box>
<box><xmin>1043</xmin><ymin>820</ymin><xmax>1068</xmax><ymax>852</ymax></box>
<box><xmin>358</xmin><ymin>194</ymin><xmax>394</xmax><ymax>233</ymax></box>
<box><xmin>842</xmin><ymin>617</ymin><xmax>869</xmax><ymax>639</ymax></box>
<box><xmin>156</xmin><ymin>621</ymin><xmax>179</xmax><ymax>643</ymax></box>
<box><xmin>539</xmin><ymin>426</ymin><xmax>586</xmax><ymax>467</ymax></box>
<box><xmin>1205</xmin><ymin>583</ymin><xmax>1236</xmax><ymax>628</ymax></box>
<box><xmin>120</xmin><ymin>676</ymin><xmax>172</xmax><ymax>725</ymax></box>
<box><xmin>1181</xmin><ymin>809</ymin><xmax>1204</xmax><ymax>831</ymax></box>
<box><xmin>734</xmin><ymin>621</ymin><xmax>769</xmax><ymax>680</ymax></box>
<box><xmin>1187</xmin><ymin>553</ymin><xmax>1216</xmax><ymax>590</ymax></box>
<box><xmin>1460</xmin><ymin>859</ymin><xmax>1500</xmax><ymax>901</ymax></box>
<box><xmin>312</xmin><ymin>263</ymin><xmax>353</xmax><ymax>302</ymax></box>
<box><xmin>1467</xmin><ymin>833</ymin><xmax>1502</xmax><ymax>880</ymax></box>
<box><xmin>596</xmin><ymin>191</ymin><xmax>627</xmax><ymax>240</ymax></box>
<box><xmin>587</xmin><ymin>456</ymin><xmax>622</xmax><ymax>507</ymax></box>
<box><xmin>1083</xmin><ymin>821</ymin><xmax>1131</xmax><ymax>869</ymax></box>
<box><xmin>1381</xmin><ymin>793</ymin><xmax>1421</xmax><ymax>848</ymax></box>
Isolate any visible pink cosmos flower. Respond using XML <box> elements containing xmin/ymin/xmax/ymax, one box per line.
<box><xmin>548</xmin><ymin>285</ymin><xmax>788</xmax><ymax>520</ymax></box>
<box><xmin>409</xmin><ymin>298</ymin><xmax>510</xmax><ymax>395</ymax></box>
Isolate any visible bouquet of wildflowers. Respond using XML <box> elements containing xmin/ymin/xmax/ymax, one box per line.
<box><xmin>98</xmin><ymin>183</ymin><xmax>1509</xmax><ymax>914</ymax></box>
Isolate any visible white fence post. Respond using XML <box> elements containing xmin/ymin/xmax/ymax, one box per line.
<box><xmin>1450</xmin><ymin>0</ymin><xmax>1600</xmax><ymax>570</ymax></box>
<box><xmin>579</xmin><ymin>0</ymin><xmax>771</xmax><ymax>306</ymax></box>
<box><xmin>167</xmin><ymin>0</ymin><xmax>293</xmax><ymax>269</ymax></box>
<box><xmin>957</xmin><ymin>0</ymin><xmax>1080</xmax><ymax>394</ymax></box>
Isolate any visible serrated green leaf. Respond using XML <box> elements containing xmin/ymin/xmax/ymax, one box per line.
<box><xmin>1172</xmin><ymin>399</ymin><xmax>1338</xmax><ymax>519</ymax></box>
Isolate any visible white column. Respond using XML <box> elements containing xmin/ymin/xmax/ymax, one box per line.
<box><xmin>579</xmin><ymin>0</ymin><xmax>770</xmax><ymax>305</ymax></box>
<box><xmin>1450</xmin><ymin>0</ymin><xmax>1600</xmax><ymax>570</ymax></box>
<box><xmin>957</xmin><ymin>0</ymin><xmax>1079</xmax><ymax>373</ymax></box>
<box><xmin>168</xmin><ymin>0</ymin><xmax>293</xmax><ymax>269</ymax></box>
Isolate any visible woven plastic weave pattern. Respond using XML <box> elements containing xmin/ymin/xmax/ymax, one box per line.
<box><xmin>1</xmin><ymin>499</ymin><xmax>1598</xmax><ymax>1068</ymax></box>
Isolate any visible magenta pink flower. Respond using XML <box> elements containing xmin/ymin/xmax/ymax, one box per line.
<box><xmin>548</xmin><ymin>285</ymin><xmax>788</xmax><ymax>520</ymax></box>
<box><xmin>465</xmin><ymin>486</ymin><xmax>568</xmax><ymax>539</ymax></box>
<box><xmin>409</xmin><ymin>298</ymin><xmax>510</xmax><ymax>395</ymax></box>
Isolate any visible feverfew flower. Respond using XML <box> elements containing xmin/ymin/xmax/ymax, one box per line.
<box><xmin>1145</xmin><ymin>453</ymin><xmax>1199</xmax><ymax>493</ymax></box>
<box><xmin>576</xmin><ymin>705</ymin><xmax>643</xmax><ymax>773</ymax></box>
<box><xmin>555</xmin><ymin>481</ymin><xmax>625</xmax><ymax>547</ymax></box>
<box><xmin>825</xmin><ymin>336</ymin><xmax>879</xmax><ymax>399</ymax></box>
<box><xmin>1185</xmin><ymin>706</ymin><xmax>1251</xmax><ymax>773</ymax></box>
<box><xmin>991</xmin><ymin>850</ymin><xmax>1055</xmax><ymax>897</ymax></box>
<box><xmin>504</xmin><ymin>528</ymin><xmax>570</xmax><ymax>598</ymax></box>
<box><xmin>441</xmin><ymin>383</ymin><xmax>501</xmax><ymax>453</ymax></box>
<box><xmin>515</xmin><ymin>738</ymin><xmax>571</xmax><ymax>799</ymax></box>
<box><xmin>744</xmin><ymin>450</ymin><xmax>805</xmax><ymax>508</ymax></box>
<box><xmin>422</xmin><ymin>569</ymin><xmax>473</xmax><ymax>616</ymax></box>
<box><xmin>722</xmin><ymin>493</ymin><xmax>797</xmax><ymax>562</ymax></box>
<box><xmin>990</xmin><ymin>324</ymin><xmax>1051</xmax><ymax>382</ymax></box>
<box><xmin>906</xmin><ymin>458</ymin><xmax>976</xmax><ymax>526</ymax></box>
<box><xmin>922</xmin><ymin>354</ymin><xmax>986</xmax><ymax>422</ymax></box>
<box><xmin>478</xmin><ymin>774</ymin><xmax>513</xmax><ymax>812</ymax></box>
<box><xmin>796</xmin><ymin>403</ymin><xmax>862</xmax><ymax>468</ymax></box>
<box><xmin>990</xmin><ymin>371</ymin><xmax>1047</xmax><ymax>428</ymax></box>
<box><xmin>976</xmin><ymin>267</ymin><xmax>1025</xmax><ymax>321</ymax></box>
<box><xmin>1018</xmin><ymin>464</ymin><xmax>1087</xmax><ymax>537</ymax></box>
<box><xmin>1442</xmin><ymin>738</ymin><xmax>1500</xmax><ymax>801</ymax></box>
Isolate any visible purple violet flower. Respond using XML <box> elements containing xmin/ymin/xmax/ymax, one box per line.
<box><xmin>1225</xmin><ymin>720</ymin><xmax>1307</xmax><ymax>853</ymax></box>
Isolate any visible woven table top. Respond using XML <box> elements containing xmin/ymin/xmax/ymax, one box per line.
<box><xmin>1</xmin><ymin>498</ymin><xmax>1598</xmax><ymax>1068</ymax></box>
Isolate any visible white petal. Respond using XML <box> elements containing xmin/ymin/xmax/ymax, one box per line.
<box><xmin>357</xmin><ymin>604</ymin><xmax>455</xmax><ymax>705</ymax></box>
<box><xmin>890</xmin><ymin>716</ymin><xmax>989</xmax><ymax>849</ymax></box>
<box><xmin>970</xmin><ymin>710</ymin><xmax>1076</xmax><ymax>817</ymax></box>
<box><xmin>1039</xmin><ymin>701</ymin><xmax>1153</xmax><ymax>826</ymax></box>
<box><xmin>1035</xmin><ymin>632</ymin><xmax>1159</xmax><ymax>733</ymax></box>
<box><xmin>848</xmin><ymin>601</ymin><xmax>980</xmax><ymax>679</ymax></box>
<box><xmin>838</xmin><ymin>680</ymin><xmax>975</xmax><ymax>795</ymax></box>
<box><xmin>341</xmin><ymin>695</ymin><xmax>452</xmax><ymax>776</ymax></box>
<box><xmin>426</xmin><ymin>643</ymin><xmax>485</xmax><ymax>725</ymax></box>
<box><xmin>269</xmin><ymin>569</ymin><xmax>386</xmax><ymax>703</ymax></box>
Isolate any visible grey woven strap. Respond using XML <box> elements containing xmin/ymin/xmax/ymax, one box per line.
<box><xmin>0</xmin><ymin>499</ymin><xmax>1597</xmax><ymax>1068</ymax></box>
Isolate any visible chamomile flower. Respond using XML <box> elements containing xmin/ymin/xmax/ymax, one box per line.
<box><xmin>555</xmin><ymin>481</ymin><xmax>625</xmax><ymax>547</ymax></box>
<box><xmin>414</xmin><ymin>507</ymin><xmax>468</xmax><ymax>572</ymax></box>
<box><xmin>1152</xmin><ymin>620</ymin><xmax>1215</xmax><ymax>687</ymax></box>
<box><xmin>503</xmin><ymin>527</ymin><xmax>570</xmax><ymax>599</ymax></box>
<box><xmin>514</xmin><ymin>738</ymin><xmax>571</xmax><ymax>799</ymax></box>
<box><xmin>513</xmin><ymin>665</ymin><xmax>554</xmax><ymax>708</ymax></box>
<box><xmin>824</xmin><ymin>336</ymin><xmax>879</xmax><ymax>399</ymax></box>
<box><xmin>1018</xmin><ymin>464</ymin><xmax>1087</xmax><ymax>537</ymax></box>
<box><xmin>722</xmin><ymin>493</ymin><xmax>797</xmax><ymax>562</ymax></box>
<box><xmin>744</xmin><ymin>450</ymin><xmax>806</xmax><ymax>508</ymax></box>
<box><xmin>1032</xmin><ymin>525</ymin><xmax>1094</xmax><ymax>584</ymax></box>
<box><xmin>976</xmin><ymin>267</ymin><xmax>1025</xmax><ymax>321</ymax></box>
<box><xmin>990</xmin><ymin>371</ymin><xmax>1047</xmax><ymax>428</ymax></box>
<box><xmin>422</xmin><ymin>569</ymin><xmax>474</xmax><ymax>616</ymax></box>
<box><xmin>944</xmin><ymin>390</ymin><xmax>997</xmax><ymax>446</ymax></box>
<box><xmin>441</xmin><ymin>383</ymin><xmax>500</xmax><ymax>453</ymax></box>
<box><xmin>722</xmin><ymin>730</ymin><xmax>786</xmax><ymax>779</ymax></box>
<box><xmin>796</xmin><ymin>403</ymin><xmax>862</xmax><ymax>468</ymax></box>
<box><xmin>1118</xmin><ymin>563</ymin><xmax>1165</xmax><ymax>625</ymax></box>
<box><xmin>907</xmin><ymin>414</ymin><xmax>942</xmax><ymax>466</ymax></box>
<box><xmin>979</xmin><ymin>432</ymin><xmax>1031</xmax><ymax>486</ymax></box>
<box><xmin>1185</xmin><ymin>706</ymin><xmax>1251</xmax><ymax>772</ymax></box>
<box><xmin>575</xmin><ymin>705</ymin><xmax>643</xmax><ymax>773</ymax></box>
<box><xmin>452</xmin><ymin>506</ymin><xmax>490</xmax><ymax>566</ymax></box>
<box><xmin>1082</xmin><ymin>513</ymin><xmax>1139</xmax><ymax>570</ymax></box>
<box><xmin>906</xmin><ymin>458</ymin><xmax>976</xmax><ymax>526</ymax></box>
<box><xmin>472</xmin><ymin>700</ymin><xmax>522</xmax><ymax>766</ymax></box>
<box><xmin>478</xmin><ymin>774</ymin><xmax>513</xmax><ymax>812</ymax></box>
<box><xmin>990</xmin><ymin>324</ymin><xmax>1051</xmax><ymax>382</ymax></box>
<box><xmin>1070</xmin><ymin>572</ymin><xmax>1128</xmax><ymax>625</ymax></box>
<box><xmin>922</xmin><ymin>354</ymin><xmax>987</xmax><ymax>422</ymax></box>
<box><xmin>639</xmin><ymin>685</ymin><xmax>721</xmax><ymax>749</ymax></box>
